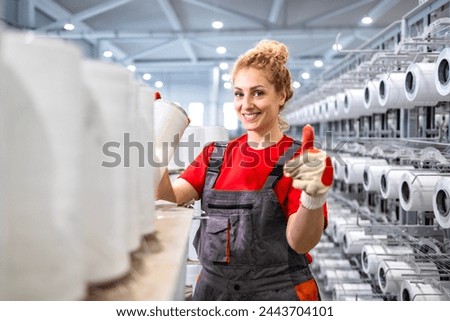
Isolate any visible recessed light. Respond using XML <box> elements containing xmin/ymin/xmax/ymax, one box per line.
<box><xmin>155</xmin><ymin>81</ymin><xmax>164</xmax><ymax>88</ymax></box>
<box><xmin>212</xmin><ymin>21</ymin><xmax>223</xmax><ymax>29</ymax></box>
<box><xmin>301</xmin><ymin>72</ymin><xmax>310</xmax><ymax>80</ymax></box>
<box><xmin>216</xmin><ymin>46</ymin><xmax>227</xmax><ymax>54</ymax></box>
<box><xmin>103</xmin><ymin>50</ymin><xmax>113</xmax><ymax>58</ymax></box>
<box><xmin>314</xmin><ymin>60</ymin><xmax>324</xmax><ymax>68</ymax></box>
<box><xmin>361</xmin><ymin>16</ymin><xmax>373</xmax><ymax>25</ymax></box>
<box><xmin>143</xmin><ymin>73</ymin><xmax>152</xmax><ymax>81</ymax></box>
<box><xmin>63</xmin><ymin>23</ymin><xmax>74</xmax><ymax>31</ymax></box>
<box><xmin>332</xmin><ymin>43</ymin><xmax>342</xmax><ymax>51</ymax></box>
<box><xmin>219</xmin><ymin>62</ymin><xmax>229</xmax><ymax>70</ymax></box>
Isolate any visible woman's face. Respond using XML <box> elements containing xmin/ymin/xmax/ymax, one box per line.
<box><xmin>233</xmin><ymin>68</ymin><xmax>286</xmax><ymax>136</ymax></box>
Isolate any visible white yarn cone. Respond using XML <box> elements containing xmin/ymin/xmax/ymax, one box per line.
<box><xmin>0</xmin><ymin>30</ymin><xmax>85</xmax><ymax>300</ymax></box>
<box><xmin>136</xmin><ymin>85</ymin><xmax>156</xmax><ymax>235</ymax></box>
<box><xmin>80</xmin><ymin>59</ymin><xmax>132</xmax><ymax>284</ymax></box>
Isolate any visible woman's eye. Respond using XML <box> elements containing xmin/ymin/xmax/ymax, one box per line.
<box><xmin>234</xmin><ymin>92</ymin><xmax>243</xmax><ymax>97</ymax></box>
<box><xmin>254</xmin><ymin>90</ymin><xmax>264</xmax><ymax>96</ymax></box>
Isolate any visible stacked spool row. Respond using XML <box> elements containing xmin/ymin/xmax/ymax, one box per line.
<box><xmin>286</xmin><ymin>48</ymin><xmax>450</xmax><ymax>125</ymax></box>
<box><xmin>332</xmin><ymin>155</ymin><xmax>450</xmax><ymax>230</ymax></box>
<box><xmin>310</xmin><ymin>204</ymin><xmax>381</xmax><ymax>301</ymax></box>
<box><xmin>312</xmin><ymin>202</ymin><xmax>450</xmax><ymax>300</ymax></box>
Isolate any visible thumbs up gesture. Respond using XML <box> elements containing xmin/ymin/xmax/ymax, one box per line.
<box><xmin>283</xmin><ymin>124</ymin><xmax>334</xmax><ymax>209</ymax></box>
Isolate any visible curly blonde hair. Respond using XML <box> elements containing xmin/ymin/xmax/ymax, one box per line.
<box><xmin>231</xmin><ymin>39</ymin><xmax>294</xmax><ymax>110</ymax></box>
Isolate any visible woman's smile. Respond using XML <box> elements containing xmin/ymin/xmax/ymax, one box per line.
<box><xmin>242</xmin><ymin>111</ymin><xmax>261</xmax><ymax>121</ymax></box>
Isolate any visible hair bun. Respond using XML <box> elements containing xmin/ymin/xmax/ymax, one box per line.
<box><xmin>255</xmin><ymin>40</ymin><xmax>289</xmax><ymax>65</ymax></box>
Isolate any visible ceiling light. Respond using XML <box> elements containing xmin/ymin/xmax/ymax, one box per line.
<box><xmin>224</xmin><ymin>82</ymin><xmax>232</xmax><ymax>89</ymax></box>
<box><xmin>314</xmin><ymin>60</ymin><xmax>324</xmax><ymax>68</ymax></box>
<box><xmin>221</xmin><ymin>73</ymin><xmax>230</xmax><ymax>82</ymax></box>
<box><xmin>212</xmin><ymin>21</ymin><xmax>223</xmax><ymax>29</ymax></box>
<box><xmin>293</xmin><ymin>81</ymin><xmax>301</xmax><ymax>89</ymax></box>
<box><xmin>219</xmin><ymin>62</ymin><xmax>229</xmax><ymax>70</ymax></box>
<box><xmin>332</xmin><ymin>43</ymin><xmax>342</xmax><ymax>51</ymax></box>
<box><xmin>103</xmin><ymin>50</ymin><xmax>113</xmax><ymax>58</ymax></box>
<box><xmin>155</xmin><ymin>81</ymin><xmax>163</xmax><ymax>88</ymax></box>
<box><xmin>143</xmin><ymin>73</ymin><xmax>152</xmax><ymax>81</ymax></box>
<box><xmin>127</xmin><ymin>65</ymin><xmax>136</xmax><ymax>72</ymax></box>
<box><xmin>63</xmin><ymin>23</ymin><xmax>74</xmax><ymax>31</ymax></box>
<box><xmin>216</xmin><ymin>46</ymin><xmax>227</xmax><ymax>54</ymax></box>
<box><xmin>301</xmin><ymin>72</ymin><xmax>310</xmax><ymax>80</ymax></box>
<box><xmin>361</xmin><ymin>16</ymin><xmax>373</xmax><ymax>25</ymax></box>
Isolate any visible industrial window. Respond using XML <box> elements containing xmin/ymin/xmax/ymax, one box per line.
<box><xmin>223</xmin><ymin>102</ymin><xmax>238</xmax><ymax>130</ymax></box>
<box><xmin>188</xmin><ymin>102</ymin><xmax>204</xmax><ymax>126</ymax></box>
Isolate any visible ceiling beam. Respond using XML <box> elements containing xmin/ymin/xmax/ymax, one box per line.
<box><xmin>157</xmin><ymin>0</ymin><xmax>182</xmax><ymax>31</ymax></box>
<box><xmin>268</xmin><ymin>0</ymin><xmax>285</xmax><ymax>24</ymax></box>
<box><xmin>157</xmin><ymin>0</ymin><xmax>197</xmax><ymax>62</ymax></box>
<box><xmin>34</xmin><ymin>0</ymin><xmax>128</xmax><ymax>60</ymax></box>
<box><xmin>323</xmin><ymin>34</ymin><xmax>356</xmax><ymax>60</ymax></box>
<box><xmin>120</xmin><ymin>39</ymin><xmax>178</xmax><ymax>64</ymax></box>
<box><xmin>34</xmin><ymin>0</ymin><xmax>72</xmax><ymax>20</ymax></box>
<box><xmin>305</xmin><ymin>0</ymin><xmax>376</xmax><ymax>27</ymax></box>
<box><xmin>180</xmin><ymin>37</ymin><xmax>198</xmax><ymax>63</ymax></box>
<box><xmin>354</xmin><ymin>31</ymin><xmax>372</xmax><ymax>42</ymax></box>
<box><xmin>132</xmin><ymin>56</ymin><xmax>318</xmax><ymax>73</ymax></box>
<box><xmin>190</xmin><ymin>38</ymin><xmax>240</xmax><ymax>56</ymax></box>
<box><xmin>364</xmin><ymin>0</ymin><xmax>401</xmax><ymax>23</ymax></box>
<box><xmin>134</xmin><ymin>61</ymin><xmax>217</xmax><ymax>73</ymax></box>
<box><xmin>297</xmin><ymin>41</ymin><xmax>336</xmax><ymax>59</ymax></box>
<box><xmin>37</xmin><ymin>0</ymin><xmax>134</xmax><ymax>32</ymax></box>
<box><xmin>18</xmin><ymin>0</ymin><xmax>36</xmax><ymax>29</ymax></box>
<box><xmin>183</xmin><ymin>0</ymin><xmax>274</xmax><ymax>28</ymax></box>
<box><xmin>46</xmin><ymin>27</ymin><xmax>382</xmax><ymax>41</ymax></box>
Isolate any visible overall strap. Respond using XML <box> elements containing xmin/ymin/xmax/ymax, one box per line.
<box><xmin>263</xmin><ymin>140</ymin><xmax>302</xmax><ymax>189</ymax></box>
<box><xmin>204</xmin><ymin>141</ymin><xmax>228</xmax><ymax>190</ymax></box>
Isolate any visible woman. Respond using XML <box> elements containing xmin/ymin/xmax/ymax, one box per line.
<box><xmin>157</xmin><ymin>40</ymin><xmax>333</xmax><ymax>300</ymax></box>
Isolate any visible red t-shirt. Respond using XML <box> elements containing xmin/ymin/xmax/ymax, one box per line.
<box><xmin>180</xmin><ymin>134</ymin><xmax>328</xmax><ymax>226</ymax></box>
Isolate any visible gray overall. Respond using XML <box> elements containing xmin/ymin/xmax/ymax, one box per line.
<box><xmin>192</xmin><ymin>140</ymin><xmax>314</xmax><ymax>300</ymax></box>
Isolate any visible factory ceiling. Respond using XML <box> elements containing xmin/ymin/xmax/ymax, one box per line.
<box><xmin>3</xmin><ymin>0</ymin><xmax>420</xmax><ymax>98</ymax></box>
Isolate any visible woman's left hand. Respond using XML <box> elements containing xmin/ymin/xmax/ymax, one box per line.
<box><xmin>283</xmin><ymin>124</ymin><xmax>334</xmax><ymax>208</ymax></box>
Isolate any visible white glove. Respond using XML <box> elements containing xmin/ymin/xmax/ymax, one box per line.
<box><xmin>284</xmin><ymin>124</ymin><xmax>334</xmax><ymax>209</ymax></box>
